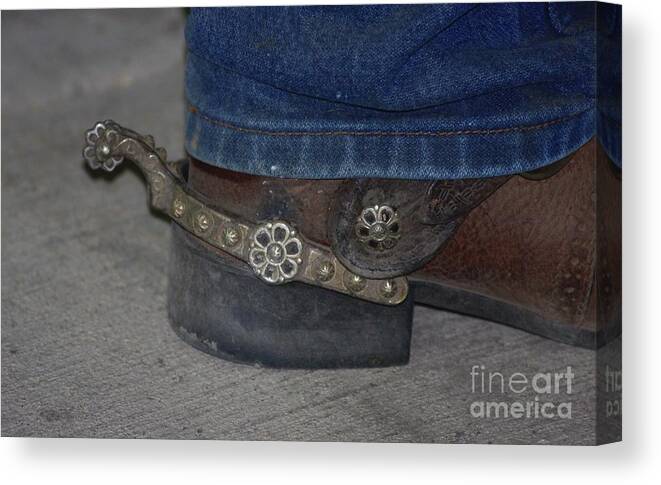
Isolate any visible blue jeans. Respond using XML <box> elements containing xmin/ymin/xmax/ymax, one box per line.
<box><xmin>184</xmin><ymin>3</ymin><xmax>621</xmax><ymax>180</ymax></box>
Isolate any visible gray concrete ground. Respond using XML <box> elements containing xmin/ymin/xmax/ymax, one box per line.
<box><xmin>1</xmin><ymin>9</ymin><xmax>615</xmax><ymax>444</ymax></box>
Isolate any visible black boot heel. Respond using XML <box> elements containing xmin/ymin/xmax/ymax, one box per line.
<box><xmin>168</xmin><ymin>224</ymin><xmax>414</xmax><ymax>369</ymax></box>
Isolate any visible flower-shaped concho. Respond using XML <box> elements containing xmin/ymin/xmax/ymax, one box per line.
<box><xmin>355</xmin><ymin>205</ymin><xmax>400</xmax><ymax>250</ymax></box>
<box><xmin>83</xmin><ymin>121</ymin><xmax>124</xmax><ymax>172</ymax></box>
<box><xmin>249</xmin><ymin>222</ymin><xmax>303</xmax><ymax>284</ymax></box>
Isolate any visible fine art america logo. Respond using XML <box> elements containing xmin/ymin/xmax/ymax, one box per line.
<box><xmin>469</xmin><ymin>365</ymin><xmax>574</xmax><ymax>419</ymax></box>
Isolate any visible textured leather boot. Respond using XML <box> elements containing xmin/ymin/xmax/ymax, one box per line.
<box><xmin>182</xmin><ymin>138</ymin><xmax>621</xmax><ymax>354</ymax></box>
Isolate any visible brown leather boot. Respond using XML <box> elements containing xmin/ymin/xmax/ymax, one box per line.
<box><xmin>83</xmin><ymin>122</ymin><xmax>621</xmax><ymax>368</ymax></box>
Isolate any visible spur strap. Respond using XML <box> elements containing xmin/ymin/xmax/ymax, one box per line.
<box><xmin>82</xmin><ymin>120</ymin><xmax>408</xmax><ymax>305</ymax></box>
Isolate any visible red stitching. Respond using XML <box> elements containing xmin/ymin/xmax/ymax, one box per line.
<box><xmin>188</xmin><ymin>104</ymin><xmax>586</xmax><ymax>138</ymax></box>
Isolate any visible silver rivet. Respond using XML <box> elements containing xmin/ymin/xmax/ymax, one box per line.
<box><xmin>151</xmin><ymin>172</ymin><xmax>165</xmax><ymax>192</ymax></box>
<box><xmin>380</xmin><ymin>280</ymin><xmax>398</xmax><ymax>299</ymax></box>
<box><xmin>265</xmin><ymin>242</ymin><xmax>286</xmax><ymax>264</ymax></box>
<box><xmin>313</xmin><ymin>258</ymin><xmax>335</xmax><ymax>283</ymax></box>
<box><xmin>195</xmin><ymin>212</ymin><xmax>211</xmax><ymax>232</ymax></box>
<box><xmin>343</xmin><ymin>272</ymin><xmax>367</xmax><ymax>293</ymax></box>
<box><xmin>172</xmin><ymin>198</ymin><xmax>186</xmax><ymax>218</ymax></box>
<box><xmin>221</xmin><ymin>224</ymin><xmax>241</xmax><ymax>248</ymax></box>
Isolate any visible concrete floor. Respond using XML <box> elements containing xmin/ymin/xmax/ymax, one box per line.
<box><xmin>1</xmin><ymin>9</ymin><xmax>618</xmax><ymax>444</ymax></box>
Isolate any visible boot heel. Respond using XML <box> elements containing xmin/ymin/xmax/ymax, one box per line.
<box><xmin>168</xmin><ymin>224</ymin><xmax>414</xmax><ymax>368</ymax></box>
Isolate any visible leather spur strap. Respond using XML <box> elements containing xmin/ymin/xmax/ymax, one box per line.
<box><xmin>82</xmin><ymin>120</ymin><xmax>408</xmax><ymax>305</ymax></box>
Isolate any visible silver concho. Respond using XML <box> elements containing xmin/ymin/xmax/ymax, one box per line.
<box><xmin>355</xmin><ymin>205</ymin><xmax>400</xmax><ymax>250</ymax></box>
<box><xmin>83</xmin><ymin>121</ymin><xmax>125</xmax><ymax>172</ymax></box>
<box><xmin>249</xmin><ymin>222</ymin><xmax>303</xmax><ymax>284</ymax></box>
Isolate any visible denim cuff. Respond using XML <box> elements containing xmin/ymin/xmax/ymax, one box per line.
<box><xmin>184</xmin><ymin>3</ymin><xmax>621</xmax><ymax>180</ymax></box>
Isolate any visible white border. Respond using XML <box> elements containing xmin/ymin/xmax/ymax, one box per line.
<box><xmin>2</xmin><ymin>0</ymin><xmax>660</xmax><ymax>483</ymax></box>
